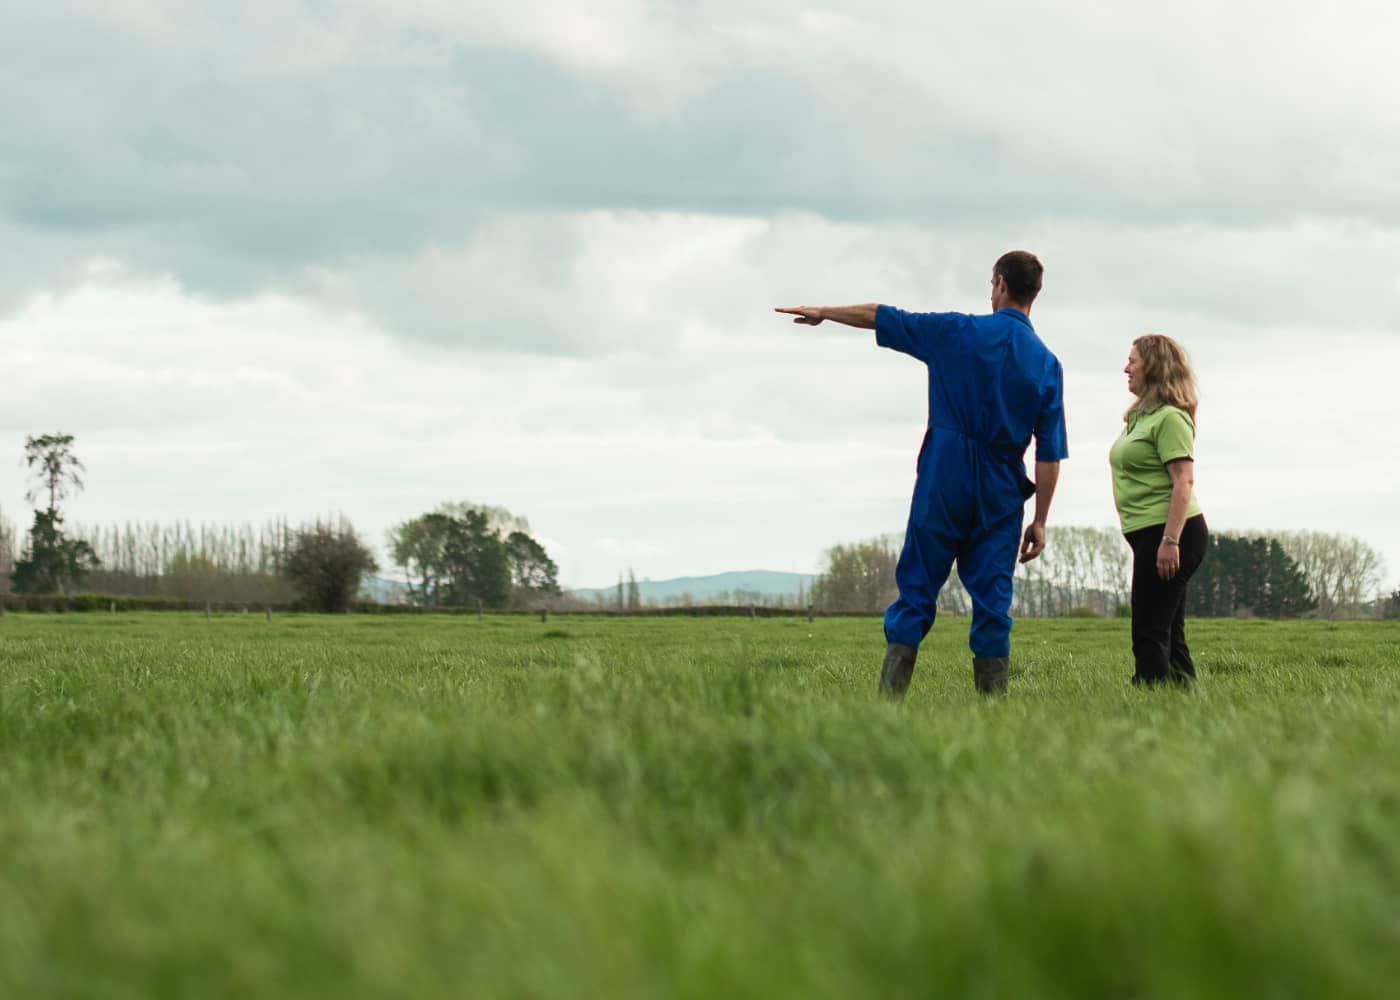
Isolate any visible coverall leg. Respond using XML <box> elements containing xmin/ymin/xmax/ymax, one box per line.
<box><xmin>883</xmin><ymin>516</ymin><xmax>960</xmax><ymax>648</ymax></box>
<box><xmin>955</xmin><ymin>508</ymin><xmax>1024</xmax><ymax>659</ymax></box>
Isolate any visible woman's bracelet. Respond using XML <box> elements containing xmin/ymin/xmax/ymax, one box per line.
<box><xmin>1161</xmin><ymin>535</ymin><xmax>1179</xmax><ymax>546</ymax></box>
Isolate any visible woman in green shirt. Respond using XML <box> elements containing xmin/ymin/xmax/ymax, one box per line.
<box><xmin>1109</xmin><ymin>334</ymin><xmax>1208</xmax><ymax>686</ymax></box>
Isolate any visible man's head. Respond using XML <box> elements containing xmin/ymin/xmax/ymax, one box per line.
<box><xmin>990</xmin><ymin>250</ymin><xmax>1043</xmax><ymax>312</ymax></box>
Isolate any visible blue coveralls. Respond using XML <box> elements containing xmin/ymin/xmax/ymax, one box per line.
<box><xmin>875</xmin><ymin>305</ymin><xmax>1069</xmax><ymax>659</ymax></box>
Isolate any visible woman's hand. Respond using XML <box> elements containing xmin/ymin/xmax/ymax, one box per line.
<box><xmin>1157</xmin><ymin>540</ymin><xmax>1180</xmax><ymax>579</ymax></box>
<box><xmin>1159</xmin><ymin>459</ymin><xmax>1194</xmax><ymax>580</ymax></box>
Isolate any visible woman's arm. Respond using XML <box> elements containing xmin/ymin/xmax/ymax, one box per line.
<box><xmin>1157</xmin><ymin>459</ymin><xmax>1195</xmax><ymax>579</ymax></box>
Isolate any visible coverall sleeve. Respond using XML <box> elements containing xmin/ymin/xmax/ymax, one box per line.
<box><xmin>874</xmin><ymin>306</ymin><xmax>966</xmax><ymax>365</ymax></box>
<box><xmin>1034</xmin><ymin>359</ymin><xmax>1070</xmax><ymax>462</ymax></box>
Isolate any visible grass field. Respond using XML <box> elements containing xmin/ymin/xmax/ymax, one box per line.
<box><xmin>1</xmin><ymin>612</ymin><xmax>1397</xmax><ymax>999</ymax></box>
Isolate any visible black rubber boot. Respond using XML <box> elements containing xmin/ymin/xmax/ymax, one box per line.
<box><xmin>972</xmin><ymin>657</ymin><xmax>1009</xmax><ymax>696</ymax></box>
<box><xmin>879</xmin><ymin>643</ymin><xmax>918</xmax><ymax>700</ymax></box>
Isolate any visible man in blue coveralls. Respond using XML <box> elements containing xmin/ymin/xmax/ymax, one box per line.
<box><xmin>776</xmin><ymin>251</ymin><xmax>1067</xmax><ymax>697</ymax></box>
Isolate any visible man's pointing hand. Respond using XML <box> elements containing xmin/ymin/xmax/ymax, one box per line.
<box><xmin>775</xmin><ymin>306</ymin><xmax>825</xmax><ymax>325</ymax></box>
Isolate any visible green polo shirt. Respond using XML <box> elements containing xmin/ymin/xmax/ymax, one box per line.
<box><xmin>1109</xmin><ymin>405</ymin><xmax>1202</xmax><ymax>533</ymax></box>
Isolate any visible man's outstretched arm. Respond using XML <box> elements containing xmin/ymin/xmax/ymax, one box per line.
<box><xmin>774</xmin><ymin>304</ymin><xmax>879</xmax><ymax>328</ymax></box>
<box><xmin>1018</xmin><ymin>460</ymin><xmax>1060</xmax><ymax>563</ymax></box>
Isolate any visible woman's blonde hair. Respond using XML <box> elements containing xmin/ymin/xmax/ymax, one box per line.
<box><xmin>1126</xmin><ymin>334</ymin><xmax>1198</xmax><ymax>424</ymax></box>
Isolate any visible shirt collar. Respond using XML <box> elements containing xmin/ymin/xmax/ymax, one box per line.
<box><xmin>996</xmin><ymin>307</ymin><xmax>1033</xmax><ymax>328</ymax></box>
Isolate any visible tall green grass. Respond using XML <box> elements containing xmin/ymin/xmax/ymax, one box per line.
<box><xmin>1</xmin><ymin>613</ymin><xmax>1397</xmax><ymax>998</ymax></box>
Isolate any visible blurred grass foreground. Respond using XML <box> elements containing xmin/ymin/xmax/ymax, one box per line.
<box><xmin>1</xmin><ymin>612</ymin><xmax>1397</xmax><ymax>999</ymax></box>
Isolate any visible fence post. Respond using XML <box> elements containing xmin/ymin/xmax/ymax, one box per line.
<box><xmin>266</xmin><ymin>607</ymin><xmax>273</xmax><ymax>623</ymax></box>
<box><xmin>807</xmin><ymin>604</ymin><xmax>814</xmax><ymax>624</ymax></box>
<box><xmin>205</xmin><ymin>602</ymin><xmax>211</xmax><ymax>620</ymax></box>
<box><xmin>540</xmin><ymin>608</ymin><xmax>549</xmax><ymax>624</ymax></box>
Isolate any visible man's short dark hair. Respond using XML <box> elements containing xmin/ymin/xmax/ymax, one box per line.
<box><xmin>994</xmin><ymin>250</ymin><xmax>1043</xmax><ymax>306</ymax></box>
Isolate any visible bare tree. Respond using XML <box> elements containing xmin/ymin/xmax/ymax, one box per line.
<box><xmin>1010</xmin><ymin>526</ymin><xmax>1129</xmax><ymax>617</ymax></box>
<box><xmin>0</xmin><ymin>508</ymin><xmax>15</xmax><ymax>594</ymax></box>
<box><xmin>23</xmin><ymin>433</ymin><xmax>85</xmax><ymax>513</ymax></box>
<box><xmin>811</xmin><ymin>537</ymin><xmax>900</xmax><ymax>613</ymax></box>
<box><xmin>1276</xmin><ymin>530</ymin><xmax>1387</xmax><ymax>618</ymax></box>
<box><xmin>68</xmin><ymin>518</ymin><xmax>296</xmax><ymax>603</ymax></box>
<box><xmin>940</xmin><ymin>570</ymin><xmax>971</xmax><ymax>615</ymax></box>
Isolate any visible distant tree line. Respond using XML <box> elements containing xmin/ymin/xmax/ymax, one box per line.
<box><xmin>810</xmin><ymin>526</ymin><xmax>1391</xmax><ymax>620</ymax></box>
<box><xmin>3</xmin><ymin>433</ymin><xmax>1391</xmax><ymax>619</ymax></box>
<box><xmin>2</xmin><ymin>434</ymin><xmax>561</xmax><ymax>615</ymax></box>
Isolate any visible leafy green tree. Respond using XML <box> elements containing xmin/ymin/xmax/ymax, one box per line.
<box><xmin>1187</xmin><ymin>533</ymin><xmax>1315</xmax><ymax>618</ymax></box>
<box><xmin>436</xmin><ymin>502</ymin><xmax>530</xmax><ymax>538</ymax></box>
<box><xmin>11</xmin><ymin>434</ymin><xmax>101</xmax><ymax>594</ymax></box>
<box><xmin>283</xmin><ymin>519</ymin><xmax>378</xmax><ymax>613</ymax></box>
<box><xmin>390</xmin><ymin>506</ymin><xmax>559</xmax><ymax>610</ymax></box>
<box><xmin>1189</xmin><ymin>535</ymin><xmax>1242</xmax><ymax>616</ymax></box>
<box><xmin>440</xmin><ymin>509</ymin><xmax>511</xmax><ymax>609</ymax></box>
<box><xmin>11</xmin><ymin>510</ymin><xmax>99</xmax><ymax>594</ymax></box>
<box><xmin>388</xmin><ymin>513</ymin><xmax>455</xmax><ymax>605</ymax></box>
<box><xmin>507</xmin><ymin>531</ymin><xmax>561</xmax><ymax>598</ymax></box>
<box><xmin>1259</xmin><ymin>539</ymin><xmax>1316</xmax><ymax>617</ymax></box>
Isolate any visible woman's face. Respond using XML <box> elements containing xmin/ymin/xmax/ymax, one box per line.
<box><xmin>1125</xmin><ymin>346</ymin><xmax>1145</xmax><ymax>397</ymax></box>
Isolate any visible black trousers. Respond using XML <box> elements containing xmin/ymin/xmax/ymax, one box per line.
<box><xmin>1125</xmin><ymin>515</ymin><xmax>1208</xmax><ymax>685</ymax></box>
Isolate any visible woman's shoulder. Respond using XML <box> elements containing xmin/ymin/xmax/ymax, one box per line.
<box><xmin>1150</xmin><ymin>405</ymin><xmax>1197</xmax><ymax>446</ymax></box>
<box><xmin>1148</xmin><ymin>403</ymin><xmax>1195</xmax><ymax>427</ymax></box>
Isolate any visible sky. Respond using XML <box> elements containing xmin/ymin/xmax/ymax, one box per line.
<box><xmin>1</xmin><ymin>1</ymin><xmax>1398</xmax><ymax>591</ymax></box>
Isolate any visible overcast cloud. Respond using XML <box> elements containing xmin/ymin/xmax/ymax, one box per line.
<box><xmin>2</xmin><ymin>2</ymin><xmax>1397</xmax><ymax>590</ymax></box>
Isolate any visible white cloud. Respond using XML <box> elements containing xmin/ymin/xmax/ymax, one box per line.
<box><xmin>1</xmin><ymin>2</ymin><xmax>1398</xmax><ymax>593</ymax></box>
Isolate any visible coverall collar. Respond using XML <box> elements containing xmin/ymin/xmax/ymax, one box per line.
<box><xmin>995</xmin><ymin>307</ymin><xmax>1033</xmax><ymax>328</ymax></box>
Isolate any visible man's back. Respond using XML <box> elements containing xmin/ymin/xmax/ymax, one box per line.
<box><xmin>875</xmin><ymin>305</ymin><xmax>1067</xmax><ymax>475</ymax></box>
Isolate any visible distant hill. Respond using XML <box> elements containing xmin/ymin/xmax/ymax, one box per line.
<box><xmin>359</xmin><ymin>575</ymin><xmax>412</xmax><ymax>604</ymax></box>
<box><xmin>570</xmin><ymin>570</ymin><xmax>816</xmax><ymax>605</ymax></box>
